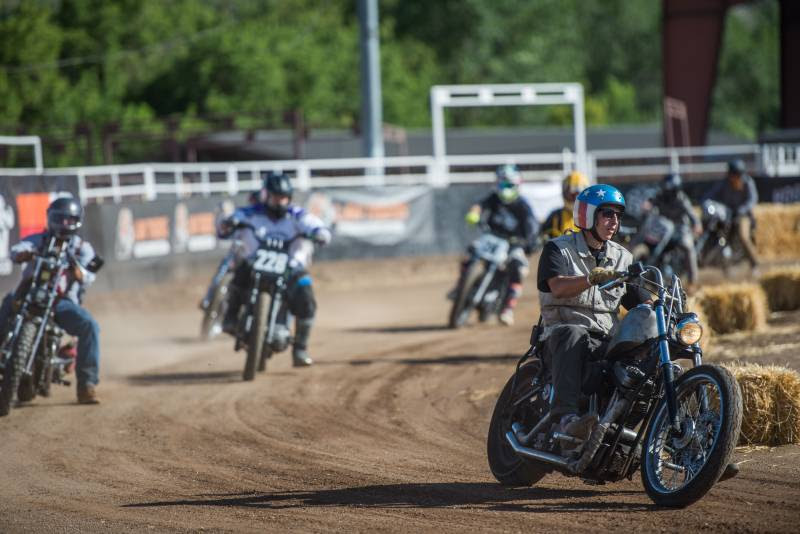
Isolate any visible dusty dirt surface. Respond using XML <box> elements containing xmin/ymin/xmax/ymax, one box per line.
<box><xmin>1</xmin><ymin>256</ymin><xmax>799</xmax><ymax>533</ymax></box>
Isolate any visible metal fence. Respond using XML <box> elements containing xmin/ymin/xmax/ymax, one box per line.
<box><xmin>0</xmin><ymin>142</ymin><xmax>798</xmax><ymax>205</ymax></box>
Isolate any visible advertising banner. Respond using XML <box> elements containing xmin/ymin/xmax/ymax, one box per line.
<box><xmin>305</xmin><ymin>186</ymin><xmax>435</xmax><ymax>248</ymax></box>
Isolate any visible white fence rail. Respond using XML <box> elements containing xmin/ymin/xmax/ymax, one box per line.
<box><xmin>0</xmin><ymin>143</ymin><xmax>798</xmax><ymax>205</ymax></box>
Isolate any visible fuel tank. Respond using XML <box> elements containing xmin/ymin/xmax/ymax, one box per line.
<box><xmin>606</xmin><ymin>304</ymin><xmax>659</xmax><ymax>360</ymax></box>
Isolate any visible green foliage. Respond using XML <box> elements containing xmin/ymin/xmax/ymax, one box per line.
<box><xmin>711</xmin><ymin>1</ymin><xmax>779</xmax><ymax>140</ymax></box>
<box><xmin>0</xmin><ymin>0</ymin><xmax>781</xmax><ymax>165</ymax></box>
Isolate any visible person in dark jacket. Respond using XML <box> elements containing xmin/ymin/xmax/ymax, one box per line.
<box><xmin>702</xmin><ymin>159</ymin><xmax>759</xmax><ymax>267</ymax></box>
<box><xmin>463</xmin><ymin>164</ymin><xmax>538</xmax><ymax>326</ymax></box>
<box><xmin>646</xmin><ymin>173</ymin><xmax>702</xmax><ymax>284</ymax></box>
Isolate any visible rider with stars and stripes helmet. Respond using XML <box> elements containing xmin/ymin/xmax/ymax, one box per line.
<box><xmin>573</xmin><ymin>184</ymin><xmax>626</xmax><ymax>235</ymax></box>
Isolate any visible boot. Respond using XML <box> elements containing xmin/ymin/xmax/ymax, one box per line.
<box><xmin>292</xmin><ymin>318</ymin><xmax>314</xmax><ymax>367</ymax></box>
<box><xmin>77</xmin><ymin>384</ymin><xmax>100</xmax><ymax>405</ymax></box>
<box><xmin>221</xmin><ymin>286</ymin><xmax>243</xmax><ymax>335</ymax></box>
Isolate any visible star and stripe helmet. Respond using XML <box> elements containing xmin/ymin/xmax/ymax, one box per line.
<box><xmin>573</xmin><ymin>184</ymin><xmax>626</xmax><ymax>230</ymax></box>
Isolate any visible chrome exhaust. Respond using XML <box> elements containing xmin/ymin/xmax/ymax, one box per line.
<box><xmin>507</xmin><ymin>423</ymin><xmax>570</xmax><ymax>468</ymax></box>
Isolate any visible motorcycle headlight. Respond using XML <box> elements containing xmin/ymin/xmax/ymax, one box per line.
<box><xmin>676</xmin><ymin>314</ymin><xmax>703</xmax><ymax>346</ymax></box>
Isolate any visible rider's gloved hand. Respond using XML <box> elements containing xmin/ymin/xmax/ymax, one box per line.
<box><xmin>465</xmin><ymin>211</ymin><xmax>480</xmax><ymax>225</ymax></box>
<box><xmin>311</xmin><ymin>228</ymin><xmax>332</xmax><ymax>245</ymax></box>
<box><xmin>13</xmin><ymin>250</ymin><xmax>33</xmax><ymax>263</ymax></box>
<box><xmin>588</xmin><ymin>267</ymin><xmax>618</xmax><ymax>286</ymax></box>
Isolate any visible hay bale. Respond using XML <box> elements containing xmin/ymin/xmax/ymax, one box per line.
<box><xmin>724</xmin><ymin>363</ymin><xmax>800</xmax><ymax>445</ymax></box>
<box><xmin>696</xmin><ymin>283</ymin><xmax>767</xmax><ymax>334</ymax></box>
<box><xmin>754</xmin><ymin>203</ymin><xmax>800</xmax><ymax>260</ymax></box>
<box><xmin>760</xmin><ymin>267</ymin><xmax>800</xmax><ymax>311</ymax></box>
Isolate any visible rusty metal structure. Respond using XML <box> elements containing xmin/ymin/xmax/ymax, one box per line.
<box><xmin>663</xmin><ymin>0</ymin><xmax>799</xmax><ymax>146</ymax></box>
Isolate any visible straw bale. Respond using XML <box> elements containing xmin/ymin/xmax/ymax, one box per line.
<box><xmin>754</xmin><ymin>203</ymin><xmax>800</xmax><ymax>261</ymax></box>
<box><xmin>760</xmin><ymin>267</ymin><xmax>800</xmax><ymax>311</ymax></box>
<box><xmin>723</xmin><ymin>363</ymin><xmax>800</xmax><ymax>445</ymax></box>
<box><xmin>696</xmin><ymin>283</ymin><xmax>767</xmax><ymax>334</ymax></box>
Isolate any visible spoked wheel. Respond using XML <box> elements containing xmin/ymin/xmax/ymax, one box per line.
<box><xmin>0</xmin><ymin>322</ymin><xmax>36</xmax><ymax>416</ymax></box>
<box><xmin>448</xmin><ymin>263</ymin><xmax>483</xmax><ymax>329</ymax></box>
<box><xmin>487</xmin><ymin>360</ymin><xmax>551</xmax><ymax>486</ymax></box>
<box><xmin>244</xmin><ymin>293</ymin><xmax>269</xmax><ymax>382</ymax></box>
<box><xmin>258</xmin><ymin>347</ymin><xmax>272</xmax><ymax>373</ymax></box>
<box><xmin>641</xmin><ymin>364</ymin><xmax>742</xmax><ymax>507</ymax></box>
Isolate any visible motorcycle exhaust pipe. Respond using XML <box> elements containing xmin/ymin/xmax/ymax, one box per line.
<box><xmin>506</xmin><ymin>423</ymin><xmax>570</xmax><ymax>468</ymax></box>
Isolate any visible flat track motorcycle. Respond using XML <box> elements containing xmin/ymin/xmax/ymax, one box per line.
<box><xmin>0</xmin><ymin>237</ymin><xmax>102</xmax><ymax>416</ymax></box>
<box><xmin>487</xmin><ymin>262</ymin><xmax>742</xmax><ymax>507</ymax></box>
<box><xmin>232</xmin><ymin>224</ymin><xmax>299</xmax><ymax>381</ymax></box>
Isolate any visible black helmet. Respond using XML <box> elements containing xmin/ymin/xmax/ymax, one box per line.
<box><xmin>263</xmin><ymin>171</ymin><xmax>293</xmax><ymax>198</ymax></box>
<box><xmin>47</xmin><ymin>196</ymin><xmax>82</xmax><ymax>238</ymax></box>
<box><xmin>727</xmin><ymin>159</ymin><xmax>746</xmax><ymax>175</ymax></box>
<box><xmin>663</xmin><ymin>173</ymin><xmax>682</xmax><ymax>191</ymax></box>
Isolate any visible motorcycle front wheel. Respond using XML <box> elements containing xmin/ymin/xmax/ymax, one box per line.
<box><xmin>487</xmin><ymin>360</ymin><xmax>551</xmax><ymax>486</ymax></box>
<box><xmin>448</xmin><ymin>262</ymin><xmax>483</xmax><ymax>329</ymax></box>
<box><xmin>0</xmin><ymin>322</ymin><xmax>36</xmax><ymax>416</ymax></box>
<box><xmin>244</xmin><ymin>292</ymin><xmax>269</xmax><ymax>381</ymax></box>
<box><xmin>641</xmin><ymin>364</ymin><xmax>742</xmax><ymax>507</ymax></box>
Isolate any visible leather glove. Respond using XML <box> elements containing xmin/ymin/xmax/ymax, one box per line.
<box><xmin>588</xmin><ymin>267</ymin><xmax>619</xmax><ymax>286</ymax></box>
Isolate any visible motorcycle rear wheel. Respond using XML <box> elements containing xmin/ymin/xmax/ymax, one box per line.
<box><xmin>487</xmin><ymin>360</ymin><xmax>551</xmax><ymax>486</ymax></box>
<box><xmin>641</xmin><ymin>364</ymin><xmax>742</xmax><ymax>507</ymax></box>
<box><xmin>0</xmin><ymin>322</ymin><xmax>36</xmax><ymax>416</ymax></box>
<box><xmin>244</xmin><ymin>293</ymin><xmax>269</xmax><ymax>381</ymax></box>
<box><xmin>448</xmin><ymin>263</ymin><xmax>483</xmax><ymax>329</ymax></box>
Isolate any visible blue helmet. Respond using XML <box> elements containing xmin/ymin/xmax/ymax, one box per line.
<box><xmin>573</xmin><ymin>184</ymin><xmax>626</xmax><ymax>230</ymax></box>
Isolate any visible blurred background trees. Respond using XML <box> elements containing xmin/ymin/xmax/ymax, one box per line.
<box><xmin>0</xmin><ymin>0</ymin><xmax>779</xmax><ymax>165</ymax></box>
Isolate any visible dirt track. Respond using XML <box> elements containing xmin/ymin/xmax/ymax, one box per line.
<box><xmin>1</xmin><ymin>256</ymin><xmax>799</xmax><ymax>533</ymax></box>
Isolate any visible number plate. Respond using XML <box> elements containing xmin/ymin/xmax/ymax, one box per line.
<box><xmin>253</xmin><ymin>250</ymin><xmax>289</xmax><ymax>274</ymax></box>
<box><xmin>473</xmin><ymin>234</ymin><xmax>509</xmax><ymax>262</ymax></box>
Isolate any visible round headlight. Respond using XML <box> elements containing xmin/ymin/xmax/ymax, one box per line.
<box><xmin>677</xmin><ymin>321</ymin><xmax>703</xmax><ymax>345</ymax></box>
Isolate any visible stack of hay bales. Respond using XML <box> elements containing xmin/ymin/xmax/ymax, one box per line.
<box><xmin>695</xmin><ymin>283</ymin><xmax>768</xmax><ymax>335</ymax></box>
<box><xmin>760</xmin><ymin>267</ymin><xmax>800</xmax><ymax>311</ymax></box>
<box><xmin>724</xmin><ymin>363</ymin><xmax>800</xmax><ymax>445</ymax></box>
<box><xmin>754</xmin><ymin>204</ymin><xmax>800</xmax><ymax>261</ymax></box>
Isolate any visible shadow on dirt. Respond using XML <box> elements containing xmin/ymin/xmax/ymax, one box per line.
<box><xmin>317</xmin><ymin>353</ymin><xmax>519</xmax><ymax>367</ymax></box>
<box><xmin>347</xmin><ymin>324</ymin><xmax>450</xmax><ymax>334</ymax></box>
<box><xmin>127</xmin><ymin>370</ymin><xmax>243</xmax><ymax>386</ymax></box>
<box><xmin>124</xmin><ymin>482</ymin><xmax>657</xmax><ymax>512</ymax></box>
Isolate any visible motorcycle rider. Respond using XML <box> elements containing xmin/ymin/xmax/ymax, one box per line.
<box><xmin>219</xmin><ymin>172</ymin><xmax>331</xmax><ymax>366</ymax></box>
<box><xmin>643</xmin><ymin>173</ymin><xmax>702</xmax><ymax>285</ymax></box>
<box><xmin>464</xmin><ymin>164</ymin><xmax>538</xmax><ymax>326</ymax></box>
<box><xmin>198</xmin><ymin>190</ymin><xmax>260</xmax><ymax>315</ymax></box>
<box><xmin>536</xmin><ymin>184</ymin><xmax>651</xmax><ymax>439</ymax></box>
<box><xmin>0</xmin><ymin>197</ymin><xmax>101</xmax><ymax>404</ymax></box>
<box><xmin>702</xmin><ymin>159</ymin><xmax>759</xmax><ymax>268</ymax></box>
<box><xmin>540</xmin><ymin>170</ymin><xmax>591</xmax><ymax>240</ymax></box>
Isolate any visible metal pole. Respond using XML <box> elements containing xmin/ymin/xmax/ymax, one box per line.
<box><xmin>571</xmin><ymin>84</ymin><xmax>587</xmax><ymax>174</ymax></box>
<box><xmin>358</xmin><ymin>0</ymin><xmax>384</xmax><ymax>159</ymax></box>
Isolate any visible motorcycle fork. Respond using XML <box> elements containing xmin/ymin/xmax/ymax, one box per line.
<box><xmin>263</xmin><ymin>280</ymin><xmax>284</xmax><ymax>350</ymax></box>
<box><xmin>471</xmin><ymin>263</ymin><xmax>497</xmax><ymax>307</ymax></box>
<box><xmin>655</xmin><ymin>301</ymin><xmax>680</xmax><ymax>431</ymax></box>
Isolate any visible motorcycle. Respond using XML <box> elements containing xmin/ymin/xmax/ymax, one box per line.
<box><xmin>448</xmin><ymin>231</ymin><xmax>515</xmax><ymax>329</ymax></box>
<box><xmin>629</xmin><ymin>211</ymin><xmax>690</xmax><ymax>282</ymax></box>
<box><xmin>0</xmin><ymin>237</ymin><xmax>103</xmax><ymax>416</ymax></box>
<box><xmin>232</xmin><ymin>224</ymin><xmax>298</xmax><ymax>381</ymax></box>
<box><xmin>695</xmin><ymin>200</ymin><xmax>749</xmax><ymax>273</ymax></box>
<box><xmin>487</xmin><ymin>262</ymin><xmax>742</xmax><ymax>507</ymax></box>
<box><xmin>199</xmin><ymin>240</ymin><xmax>245</xmax><ymax>340</ymax></box>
